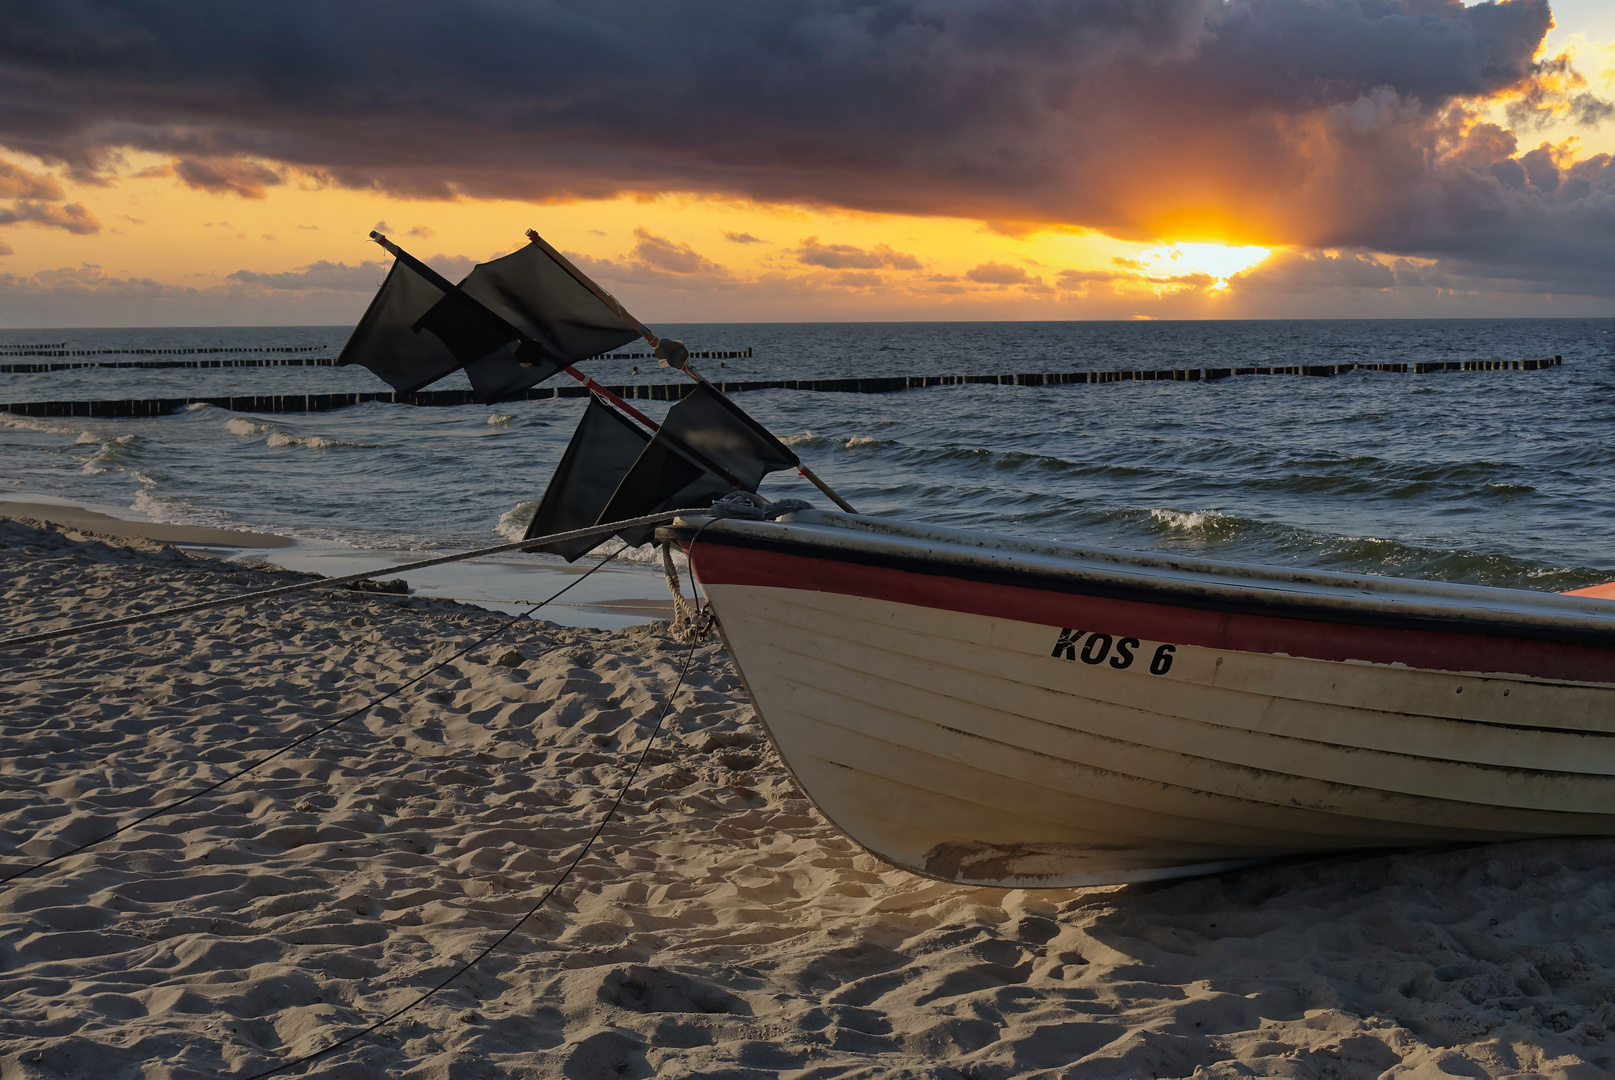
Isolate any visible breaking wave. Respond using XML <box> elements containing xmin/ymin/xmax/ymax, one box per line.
<box><xmin>494</xmin><ymin>500</ymin><xmax>539</xmax><ymax>542</ymax></box>
<box><xmin>77</xmin><ymin>433</ymin><xmax>139</xmax><ymax>476</ymax></box>
<box><xmin>225</xmin><ymin>417</ymin><xmax>272</xmax><ymax>437</ymax></box>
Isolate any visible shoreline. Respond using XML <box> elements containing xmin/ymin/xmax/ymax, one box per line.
<box><xmin>0</xmin><ymin>495</ymin><xmax>295</xmax><ymax>548</ymax></box>
<box><xmin>0</xmin><ymin>493</ymin><xmax>674</xmax><ymax>629</ymax></box>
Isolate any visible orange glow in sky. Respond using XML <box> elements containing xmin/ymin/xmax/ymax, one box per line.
<box><xmin>2</xmin><ymin>2</ymin><xmax>1613</xmax><ymax>326</ymax></box>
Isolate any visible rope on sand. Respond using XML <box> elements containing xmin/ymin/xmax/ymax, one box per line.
<box><xmin>242</xmin><ymin>637</ymin><xmax>700</xmax><ymax>1080</ymax></box>
<box><xmin>0</xmin><ymin>546</ymin><xmax>627</xmax><ymax>888</ymax></box>
<box><xmin>237</xmin><ymin>513</ymin><xmax>725</xmax><ymax>1078</ymax></box>
<box><xmin>0</xmin><ymin>510</ymin><xmax>698</xmax><ymax>650</ymax></box>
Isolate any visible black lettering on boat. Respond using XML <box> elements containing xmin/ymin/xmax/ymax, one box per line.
<box><xmin>1051</xmin><ymin>629</ymin><xmax>1084</xmax><ymax>660</ymax></box>
<box><xmin>1054</xmin><ymin>630</ymin><xmax>1177</xmax><ymax>675</ymax></box>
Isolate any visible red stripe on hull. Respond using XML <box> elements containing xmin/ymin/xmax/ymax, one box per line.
<box><xmin>690</xmin><ymin>541</ymin><xmax>1615</xmax><ymax>684</ymax></box>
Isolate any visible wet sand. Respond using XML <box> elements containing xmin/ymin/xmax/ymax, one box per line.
<box><xmin>0</xmin><ymin>497</ymin><xmax>294</xmax><ymax>548</ymax></box>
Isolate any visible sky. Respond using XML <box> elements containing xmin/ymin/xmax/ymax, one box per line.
<box><xmin>1</xmin><ymin>1</ymin><xmax>1613</xmax><ymax>327</ymax></box>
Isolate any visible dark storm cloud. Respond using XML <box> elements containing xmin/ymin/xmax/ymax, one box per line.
<box><xmin>0</xmin><ymin>1</ymin><xmax>1607</xmax><ymax>290</ymax></box>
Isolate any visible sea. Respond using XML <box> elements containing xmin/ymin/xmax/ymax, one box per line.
<box><xmin>3</xmin><ymin>319</ymin><xmax>1613</xmax><ymax>628</ymax></box>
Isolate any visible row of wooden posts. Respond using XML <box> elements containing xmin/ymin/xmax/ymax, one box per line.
<box><xmin>0</xmin><ymin>357</ymin><xmax>1561</xmax><ymax>419</ymax></box>
<box><xmin>0</xmin><ymin>347</ymin><xmax>753</xmax><ymax>373</ymax></box>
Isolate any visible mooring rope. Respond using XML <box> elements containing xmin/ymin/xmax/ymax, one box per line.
<box><xmin>241</xmin><ymin>635</ymin><xmax>700</xmax><ymax>1080</ymax></box>
<box><xmin>0</xmin><ymin>510</ymin><xmax>699</xmax><ymax>650</ymax></box>
<box><xmin>238</xmin><ymin>514</ymin><xmax>725</xmax><ymax>1077</ymax></box>
<box><xmin>0</xmin><ymin>545</ymin><xmax>627</xmax><ymax>888</ymax></box>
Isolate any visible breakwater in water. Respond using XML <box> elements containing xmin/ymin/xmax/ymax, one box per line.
<box><xmin>0</xmin><ymin>346</ymin><xmax>752</xmax><ymax>374</ymax></box>
<box><xmin>0</xmin><ymin>355</ymin><xmax>1562</xmax><ymax>418</ymax></box>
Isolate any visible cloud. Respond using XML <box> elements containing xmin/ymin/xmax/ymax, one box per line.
<box><xmin>629</xmin><ymin>227</ymin><xmax>724</xmax><ymax>275</ymax></box>
<box><xmin>795</xmin><ymin>237</ymin><xmax>921</xmax><ymax>270</ymax></box>
<box><xmin>0</xmin><ymin>264</ymin><xmax>188</xmax><ymax>301</ymax></box>
<box><xmin>1228</xmin><ymin>249</ymin><xmax>1395</xmax><ymax>293</ymax></box>
<box><xmin>171</xmin><ymin>157</ymin><xmax>284</xmax><ymax>198</ymax></box>
<box><xmin>966</xmin><ymin>261</ymin><xmax>1034</xmax><ymax>285</ymax></box>
<box><xmin>723</xmin><ymin>231</ymin><xmax>765</xmax><ymax>244</ymax></box>
<box><xmin>0</xmin><ymin>237</ymin><xmax>11</xmax><ymax>256</ymax></box>
<box><xmin>0</xmin><ymin>2</ymin><xmax>1608</xmax><ymax>292</ymax></box>
<box><xmin>0</xmin><ymin>263</ymin><xmax>384</xmax><ymax>325</ymax></box>
<box><xmin>0</xmin><ymin>200</ymin><xmax>100</xmax><ymax>234</ymax></box>
<box><xmin>408</xmin><ymin>224</ymin><xmax>435</xmax><ymax>238</ymax></box>
<box><xmin>1056</xmin><ymin>268</ymin><xmax>1127</xmax><ymax>289</ymax></box>
<box><xmin>227</xmin><ymin>259</ymin><xmax>386</xmax><ymax>291</ymax></box>
<box><xmin>0</xmin><ymin>159</ymin><xmax>62</xmax><ymax>200</ymax></box>
<box><xmin>0</xmin><ymin>157</ymin><xmax>96</xmax><ymax>235</ymax></box>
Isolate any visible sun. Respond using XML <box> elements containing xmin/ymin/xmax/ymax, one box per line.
<box><xmin>1136</xmin><ymin>242</ymin><xmax>1273</xmax><ymax>288</ymax></box>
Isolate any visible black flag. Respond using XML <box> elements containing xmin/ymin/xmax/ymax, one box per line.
<box><xmin>335</xmin><ymin>260</ymin><xmax>472</xmax><ymax>394</ymax></box>
<box><xmin>523</xmin><ymin>397</ymin><xmax>652</xmax><ymax>561</ymax></box>
<box><xmin>456</xmin><ymin>244</ymin><xmax>641</xmax><ymax>403</ymax></box>
<box><xmin>338</xmin><ymin>238</ymin><xmax>642</xmax><ymax>403</ymax></box>
<box><xmin>598</xmin><ymin>383</ymin><xmax>800</xmax><ymax>545</ymax></box>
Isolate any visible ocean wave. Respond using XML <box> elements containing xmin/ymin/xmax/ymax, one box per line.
<box><xmin>1125</xmin><ymin>505</ymin><xmax>1603</xmax><ymax>591</ymax></box>
<box><xmin>487</xmin><ymin>414</ymin><xmax>514</xmax><ymax>427</ymax></box>
<box><xmin>225</xmin><ymin>417</ymin><xmax>272</xmax><ymax>437</ymax></box>
<box><xmin>77</xmin><ymin>433</ymin><xmax>139</xmax><ymax>476</ymax></box>
<box><xmin>1146</xmin><ymin>507</ymin><xmax>1251</xmax><ymax>541</ymax></box>
<box><xmin>1</xmin><ymin>414</ymin><xmax>106</xmax><ymax>440</ymax></box>
<box><xmin>263</xmin><ymin>431</ymin><xmax>379</xmax><ymax>450</ymax></box>
<box><xmin>128</xmin><ymin>482</ymin><xmax>239</xmax><ymax>532</ymax></box>
<box><xmin>494</xmin><ymin>500</ymin><xmax>539</xmax><ymax>542</ymax></box>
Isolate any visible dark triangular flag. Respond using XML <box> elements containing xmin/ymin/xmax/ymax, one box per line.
<box><xmin>596</xmin><ymin>384</ymin><xmax>801</xmax><ymax>546</ymax></box>
<box><xmin>658</xmin><ymin>383</ymin><xmax>799</xmax><ymax>488</ymax></box>
<box><xmin>597</xmin><ymin>431</ymin><xmax>737</xmax><ymax>548</ymax></box>
<box><xmin>457</xmin><ymin>243</ymin><xmax>640</xmax><ymax>399</ymax></box>
<box><xmin>523</xmin><ymin>397</ymin><xmax>652</xmax><ymax>561</ymax></box>
<box><xmin>464</xmin><ymin>340</ymin><xmax>566</xmax><ymax>405</ymax></box>
<box><xmin>412</xmin><ymin>288</ymin><xmax>520</xmax><ymax>367</ymax></box>
<box><xmin>335</xmin><ymin>260</ymin><xmax>468</xmax><ymax>394</ymax></box>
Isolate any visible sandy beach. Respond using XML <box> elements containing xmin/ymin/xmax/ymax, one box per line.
<box><xmin>4</xmin><ymin>518</ymin><xmax>1615</xmax><ymax>1079</ymax></box>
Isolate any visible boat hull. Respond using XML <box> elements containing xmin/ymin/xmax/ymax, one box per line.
<box><xmin>671</xmin><ymin>513</ymin><xmax>1615</xmax><ymax>888</ymax></box>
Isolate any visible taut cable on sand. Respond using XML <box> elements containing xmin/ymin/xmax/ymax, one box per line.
<box><xmin>0</xmin><ymin>546</ymin><xmax>629</xmax><ymax>888</ymax></box>
<box><xmin>0</xmin><ymin>510</ymin><xmax>699</xmax><ymax>650</ymax></box>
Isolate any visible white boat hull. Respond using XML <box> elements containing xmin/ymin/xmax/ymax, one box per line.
<box><xmin>668</xmin><ymin>512</ymin><xmax>1615</xmax><ymax>887</ymax></box>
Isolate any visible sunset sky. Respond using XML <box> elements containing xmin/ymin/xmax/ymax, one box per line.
<box><xmin>2</xmin><ymin>1</ymin><xmax>1614</xmax><ymax>326</ymax></box>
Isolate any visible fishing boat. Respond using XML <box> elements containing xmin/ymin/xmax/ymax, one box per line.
<box><xmin>659</xmin><ymin>509</ymin><xmax>1615</xmax><ymax>887</ymax></box>
<box><xmin>338</xmin><ymin>226</ymin><xmax>1615</xmax><ymax>889</ymax></box>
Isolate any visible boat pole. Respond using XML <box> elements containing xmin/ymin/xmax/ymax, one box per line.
<box><xmin>524</xmin><ymin>230</ymin><xmax>859</xmax><ymax>514</ymax></box>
